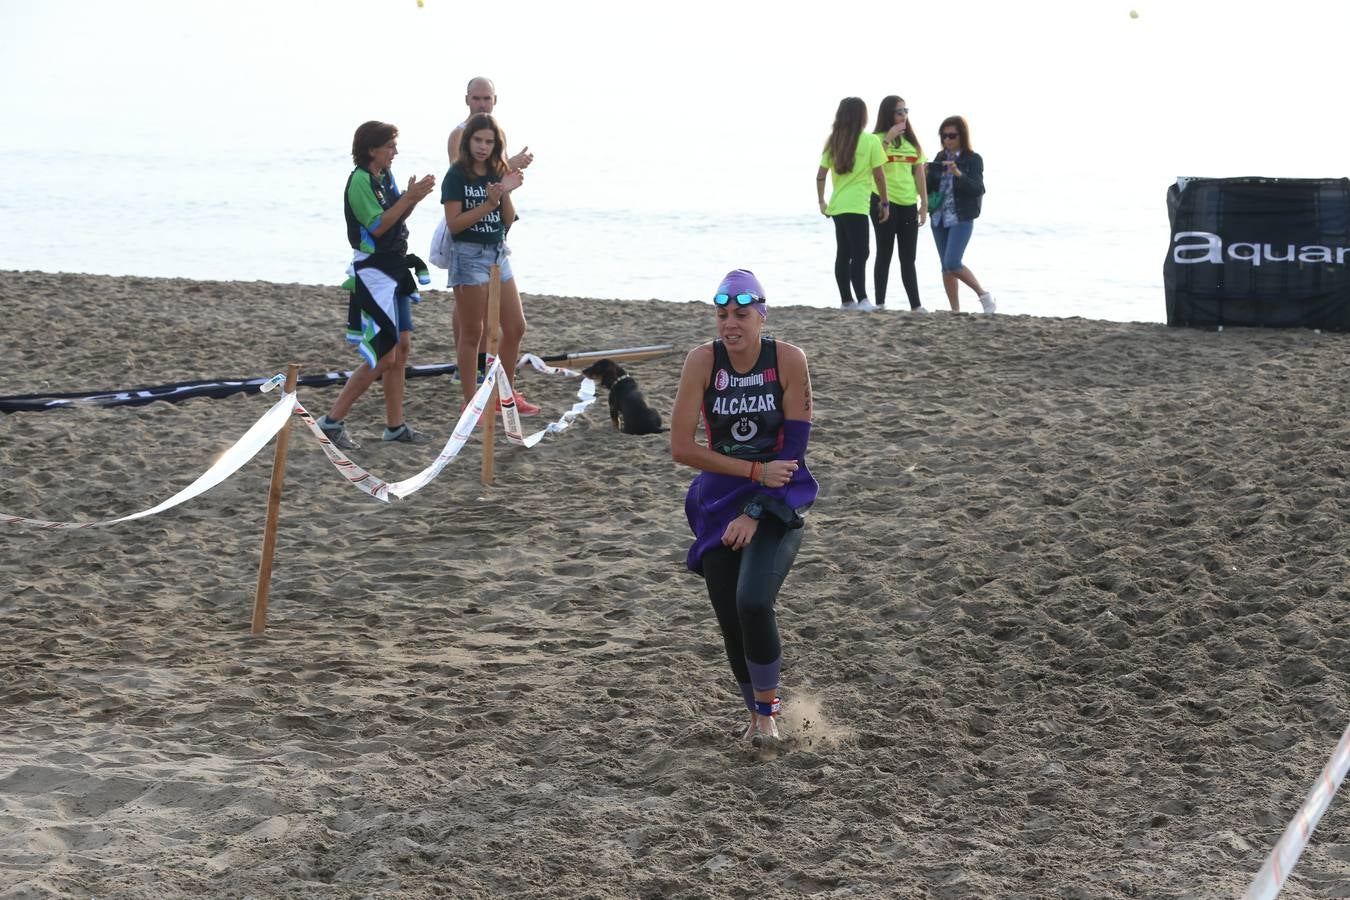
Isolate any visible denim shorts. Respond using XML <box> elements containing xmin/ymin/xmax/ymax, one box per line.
<box><xmin>397</xmin><ymin>292</ymin><xmax>414</xmax><ymax>333</ymax></box>
<box><xmin>450</xmin><ymin>240</ymin><xmax>513</xmax><ymax>287</ymax></box>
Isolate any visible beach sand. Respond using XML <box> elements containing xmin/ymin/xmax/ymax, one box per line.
<box><xmin>2</xmin><ymin>270</ymin><xmax>1348</xmax><ymax>898</ymax></box>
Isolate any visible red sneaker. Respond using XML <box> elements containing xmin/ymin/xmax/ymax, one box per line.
<box><xmin>513</xmin><ymin>391</ymin><xmax>540</xmax><ymax>417</ymax></box>
<box><xmin>495</xmin><ymin>391</ymin><xmax>540</xmax><ymax>417</ymax></box>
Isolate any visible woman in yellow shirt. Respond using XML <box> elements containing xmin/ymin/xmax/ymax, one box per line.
<box><xmin>871</xmin><ymin>95</ymin><xmax>929</xmax><ymax>311</ymax></box>
<box><xmin>816</xmin><ymin>97</ymin><xmax>888</xmax><ymax>310</ymax></box>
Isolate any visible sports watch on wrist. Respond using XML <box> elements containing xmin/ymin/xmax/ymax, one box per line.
<box><xmin>742</xmin><ymin>498</ymin><xmax>765</xmax><ymax>521</ymax></box>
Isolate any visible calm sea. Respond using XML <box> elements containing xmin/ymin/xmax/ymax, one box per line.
<box><xmin>10</xmin><ymin>0</ymin><xmax>1350</xmax><ymax>328</ymax></box>
<box><xmin>3</xmin><ymin>143</ymin><xmax>1169</xmax><ymax>325</ymax></box>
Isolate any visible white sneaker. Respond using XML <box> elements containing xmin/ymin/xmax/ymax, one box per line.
<box><xmin>855</xmin><ymin>299</ymin><xmax>877</xmax><ymax>312</ymax></box>
<box><xmin>978</xmin><ymin>292</ymin><xmax>997</xmax><ymax>314</ymax></box>
<box><xmin>839</xmin><ymin>301</ymin><xmax>858</xmax><ymax>310</ymax></box>
<box><xmin>912</xmin><ymin>305</ymin><xmax>929</xmax><ymax>313</ymax></box>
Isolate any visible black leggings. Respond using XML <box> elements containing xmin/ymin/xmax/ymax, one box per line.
<box><xmin>832</xmin><ymin>213</ymin><xmax>870</xmax><ymax>304</ymax></box>
<box><xmin>701</xmin><ymin>515</ymin><xmax>803</xmax><ymax>684</ymax></box>
<box><xmin>873</xmin><ymin>201</ymin><xmax>920</xmax><ymax>308</ymax></box>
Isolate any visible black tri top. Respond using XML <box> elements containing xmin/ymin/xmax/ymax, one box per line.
<box><xmin>702</xmin><ymin>338</ymin><xmax>785</xmax><ymax>462</ymax></box>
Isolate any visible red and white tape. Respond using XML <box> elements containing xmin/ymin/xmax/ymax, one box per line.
<box><xmin>299</xmin><ymin>356</ymin><xmax>597</xmax><ymax>499</ymax></box>
<box><xmin>3</xmin><ymin>355</ymin><xmax>598</xmax><ymax>525</ymax></box>
<box><xmin>1245</xmin><ymin>721</ymin><xmax>1350</xmax><ymax>899</ymax></box>
<box><xmin>495</xmin><ymin>353</ymin><xmax>597</xmax><ymax>449</ymax></box>
<box><xmin>2</xmin><ymin>391</ymin><xmax>298</xmax><ymax>529</ymax></box>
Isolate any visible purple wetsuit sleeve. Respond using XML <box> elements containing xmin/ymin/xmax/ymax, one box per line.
<box><xmin>777</xmin><ymin>419</ymin><xmax>811</xmax><ymax>463</ymax></box>
<box><xmin>684</xmin><ymin>419</ymin><xmax>818</xmax><ymax>573</ymax></box>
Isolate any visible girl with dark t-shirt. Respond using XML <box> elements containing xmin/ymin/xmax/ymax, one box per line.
<box><xmin>442</xmin><ymin>113</ymin><xmax>536</xmax><ymax>414</ymax></box>
<box><xmin>671</xmin><ymin>269</ymin><xmax>819</xmax><ymax>748</ymax></box>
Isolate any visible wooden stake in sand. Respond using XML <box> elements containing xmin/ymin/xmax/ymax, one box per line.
<box><xmin>251</xmin><ymin>363</ymin><xmax>298</xmax><ymax>635</ymax></box>
<box><xmin>481</xmin><ymin>264</ymin><xmax>502</xmax><ymax>486</ymax></box>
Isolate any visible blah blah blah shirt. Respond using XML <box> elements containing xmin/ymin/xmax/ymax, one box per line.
<box><xmin>441</xmin><ymin>163</ymin><xmax>505</xmax><ymax>244</ymax></box>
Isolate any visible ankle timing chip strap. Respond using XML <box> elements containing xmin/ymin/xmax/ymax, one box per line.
<box><xmin>754</xmin><ymin>697</ymin><xmax>781</xmax><ymax>717</ymax></box>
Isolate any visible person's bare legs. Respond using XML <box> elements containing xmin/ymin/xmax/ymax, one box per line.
<box><xmin>943</xmin><ymin>271</ymin><xmax>961</xmax><ymax>311</ymax></box>
<box><xmin>452</xmin><ymin>301</ymin><xmax>489</xmax><ymax>379</ymax></box>
<box><xmin>955</xmin><ymin>266</ymin><xmax>986</xmax><ymax>298</ymax></box>
<box><xmin>451</xmin><ymin>301</ymin><xmax>459</xmax><ymax>361</ymax></box>
<box><xmin>497</xmin><ymin>277</ymin><xmax>528</xmax><ymax>395</ymax></box>
<box><xmin>380</xmin><ymin>330</ymin><xmax>412</xmax><ymax>427</ymax></box>
<box><xmin>328</xmin><ymin>362</ymin><xmax>379</xmax><ymax>422</ymax></box>
<box><xmin>454</xmin><ymin>283</ymin><xmax>488</xmax><ymax>407</ymax></box>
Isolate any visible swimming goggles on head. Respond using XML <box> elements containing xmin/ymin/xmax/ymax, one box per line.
<box><xmin>714</xmin><ymin>292</ymin><xmax>764</xmax><ymax>306</ymax></box>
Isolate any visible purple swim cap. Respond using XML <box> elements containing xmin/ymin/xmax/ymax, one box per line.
<box><xmin>715</xmin><ymin>269</ymin><xmax>767</xmax><ymax>318</ymax></box>
<box><xmin>717</xmin><ymin>269</ymin><xmax>765</xmax><ymax>300</ymax></box>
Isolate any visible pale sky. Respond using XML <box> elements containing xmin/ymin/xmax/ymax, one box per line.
<box><xmin>2</xmin><ymin>0</ymin><xmax>1345</xmax><ymax>318</ymax></box>
<box><xmin>4</xmin><ymin>0</ymin><xmax>1345</xmax><ymax>216</ymax></box>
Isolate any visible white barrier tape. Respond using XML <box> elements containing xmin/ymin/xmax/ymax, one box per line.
<box><xmin>499</xmin><ymin>354</ymin><xmax>598</xmax><ymax>449</ymax></box>
<box><xmin>1245</xmin><ymin>721</ymin><xmax>1350</xmax><ymax>899</ymax></box>
<box><xmin>386</xmin><ymin>360</ymin><xmax>505</xmax><ymax>499</ymax></box>
<box><xmin>294</xmin><ymin>360</ymin><xmax>504</xmax><ymax>502</ymax></box>
<box><xmin>1</xmin><ymin>354</ymin><xmax>595</xmax><ymax>526</ymax></box>
<box><xmin>298</xmin><ymin>354</ymin><xmax>597</xmax><ymax>498</ymax></box>
<box><xmin>292</xmin><ymin>402</ymin><xmax>394</xmax><ymax>502</ymax></box>
<box><xmin>1</xmin><ymin>392</ymin><xmax>299</xmax><ymax>530</ymax></box>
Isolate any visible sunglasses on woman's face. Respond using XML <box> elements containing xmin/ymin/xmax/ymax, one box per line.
<box><xmin>895</xmin><ymin>108</ymin><xmax>909</xmax><ymax>116</ymax></box>
<box><xmin>714</xmin><ymin>292</ymin><xmax>763</xmax><ymax>306</ymax></box>
<box><xmin>941</xmin><ymin>132</ymin><xmax>959</xmax><ymax>139</ymax></box>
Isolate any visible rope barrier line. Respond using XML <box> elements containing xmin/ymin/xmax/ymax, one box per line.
<box><xmin>290</xmin><ymin>358</ymin><xmax>506</xmax><ymax>502</ymax></box>
<box><xmin>496</xmin><ymin>354</ymin><xmax>597</xmax><ymax>449</ymax></box>
<box><xmin>1244</xmin><ymin>721</ymin><xmax>1350</xmax><ymax>899</ymax></box>
<box><xmin>295</xmin><ymin>355</ymin><xmax>598</xmax><ymax>499</ymax></box>
<box><xmin>2</xmin><ymin>355</ymin><xmax>599</xmax><ymax>527</ymax></box>
<box><xmin>290</xmin><ymin>402</ymin><xmax>395</xmax><ymax>502</ymax></box>
<box><xmin>1</xmin><ymin>392</ymin><xmax>298</xmax><ymax>529</ymax></box>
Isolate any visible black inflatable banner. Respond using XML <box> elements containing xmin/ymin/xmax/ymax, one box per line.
<box><xmin>1165</xmin><ymin>176</ymin><xmax>1350</xmax><ymax>331</ymax></box>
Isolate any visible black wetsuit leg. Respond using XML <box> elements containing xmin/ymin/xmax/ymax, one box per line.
<box><xmin>701</xmin><ymin>515</ymin><xmax>804</xmax><ymax>683</ymax></box>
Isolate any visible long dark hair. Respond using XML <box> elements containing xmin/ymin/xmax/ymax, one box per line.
<box><xmin>455</xmin><ymin>113</ymin><xmax>508</xmax><ymax>177</ymax></box>
<box><xmin>873</xmin><ymin>95</ymin><xmax>922</xmax><ymax>157</ymax></box>
<box><xmin>823</xmin><ymin>97</ymin><xmax>868</xmax><ymax>174</ymax></box>
<box><xmin>938</xmin><ymin>115</ymin><xmax>972</xmax><ymax>154</ymax></box>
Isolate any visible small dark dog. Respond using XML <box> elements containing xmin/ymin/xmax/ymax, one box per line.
<box><xmin>581</xmin><ymin>359</ymin><xmax>664</xmax><ymax>435</ymax></box>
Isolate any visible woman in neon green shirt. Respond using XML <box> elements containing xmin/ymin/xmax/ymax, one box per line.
<box><xmin>816</xmin><ymin>97</ymin><xmax>888</xmax><ymax>310</ymax></box>
<box><xmin>871</xmin><ymin>95</ymin><xmax>929</xmax><ymax>311</ymax></box>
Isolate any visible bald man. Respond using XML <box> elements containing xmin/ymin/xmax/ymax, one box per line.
<box><xmin>447</xmin><ymin>76</ymin><xmax>533</xmax><ymax>171</ymax></box>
